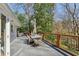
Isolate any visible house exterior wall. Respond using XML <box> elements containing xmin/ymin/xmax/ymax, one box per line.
<box><xmin>0</xmin><ymin>4</ymin><xmax>11</xmax><ymax>56</ymax></box>
<box><xmin>0</xmin><ymin>4</ymin><xmax>20</xmax><ymax>56</ymax></box>
<box><xmin>10</xmin><ymin>23</ymin><xmax>17</xmax><ymax>42</ymax></box>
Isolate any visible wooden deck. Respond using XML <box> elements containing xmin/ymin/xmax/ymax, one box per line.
<box><xmin>10</xmin><ymin>36</ymin><xmax>71</xmax><ymax>56</ymax></box>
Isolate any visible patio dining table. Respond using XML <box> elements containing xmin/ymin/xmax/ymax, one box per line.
<box><xmin>25</xmin><ymin>34</ymin><xmax>42</xmax><ymax>40</ymax></box>
<box><xmin>31</xmin><ymin>34</ymin><xmax>42</xmax><ymax>39</ymax></box>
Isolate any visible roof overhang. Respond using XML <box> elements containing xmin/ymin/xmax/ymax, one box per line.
<box><xmin>0</xmin><ymin>4</ymin><xmax>21</xmax><ymax>27</ymax></box>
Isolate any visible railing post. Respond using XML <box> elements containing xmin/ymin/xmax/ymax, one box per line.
<box><xmin>56</xmin><ymin>34</ymin><xmax>61</xmax><ymax>48</ymax></box>
<box><xmin>77</xmin><ymin>36</ymin><xmax>79</xmax><ymax>51</ymax></box>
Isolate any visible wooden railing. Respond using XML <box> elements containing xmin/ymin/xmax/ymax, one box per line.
<box><xmin>41</xmin><ymin>32</ymin><xmax>79</xmax><ymax>55</ymax></box>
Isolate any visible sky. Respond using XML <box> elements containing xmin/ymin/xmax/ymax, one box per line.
<box><xmin>8</xmin><ymin>3</ymin><xmax>79</xmax><ymax>21</ymax></box>
<box><xmin>8</xmin><ymin>3</ymin><xmax>25</xmax><ymax>13</ymax></box>
<box><xmin>8</xmin><ymin>3</ymin><xmax>65</xmax><ymax>21</ymax></box>
<box><xmin>54</xmin><ymin>4</ymin><xmax>64</xmax><ymax>21</ymax></box>
<box><xmin>9</xmin><ymin>3</ymin><xmax>63</xmax><ymax>13</ymax></box>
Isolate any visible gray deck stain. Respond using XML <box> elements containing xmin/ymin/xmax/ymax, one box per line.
<box><xmin>10</xmin><ymin>36</ymin><xmax>64</xmax><ymax>56</ymax></box>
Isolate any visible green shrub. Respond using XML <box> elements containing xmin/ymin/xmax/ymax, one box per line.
<box><xmin>47</xmin><ymin>34</ymin><xmax>55</xmax><ymax>42</ymax></box>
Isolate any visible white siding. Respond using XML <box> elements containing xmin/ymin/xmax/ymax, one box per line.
<box><xmin>10</xmin><ymin>23</ymin><xmax>17</xmax><ymax>42</ymax></box>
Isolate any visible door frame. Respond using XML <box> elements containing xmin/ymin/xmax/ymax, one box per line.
<box><xmin>0</xmin><ymin>13</ymin><xmax>10</xmax><ymax>56</ymax></box>
<box><xmin>1</xmin><ymin>14</ymin><xmax>6</xmax><ymax>56</ymax></box>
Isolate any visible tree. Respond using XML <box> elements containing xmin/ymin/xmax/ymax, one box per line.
<box><xmin>12</xmin><ymin>3</ymin><xmax>34</xmax><ymax>33</ymax></box>
<box><xmin>23</xmin><ymin>4</ymin><xmax>34</xmax><ymax>33</ymax></box>
<box><xmin>10</xmin><ymin>3</ymin><xmax>55</xmax><ymax>33</ymax></box>
<box><xmin>33</xmin><ymin>3</ymin><xmax>55</xmax><ymax>33</ymax></box>
<box><xmin>59</xmin><ymin>3</ymin><xmax>79</xmax><ymax>35</ymax></box>
<box><xmin>17</xmin><ymin>13</ymin><xmax>29</xmax><ymax>32</ymax></box>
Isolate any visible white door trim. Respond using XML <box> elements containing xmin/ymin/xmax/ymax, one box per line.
<box><xmin>5</xmin><ymin>17</ymin><xmax>10</xmax><ymax>56</ymax></box>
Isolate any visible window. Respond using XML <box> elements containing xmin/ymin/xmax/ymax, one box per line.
<box><xmin>11</xmin><ymin>25</ymin><xmax>13</xmax><ymax>32</ymax></box>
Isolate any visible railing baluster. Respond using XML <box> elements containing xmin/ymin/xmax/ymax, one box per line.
<box><xmin>56</xmin><ymin>34</ymin><xmax>61</xmax><ymax>48</ymax></box>
<box><xmin>77</xmin><ymin>37</ymin><xmax>79</xmax><ymax>51</ymax></box>
<box><xmin>71</xmin><ymin>38</ymin><xmax>72</xmax><ymax>49</ymax></box>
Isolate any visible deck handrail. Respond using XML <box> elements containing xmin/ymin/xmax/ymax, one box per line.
<box><xmin>41</xmin><ymin>32</ymin><xmax>79</xmax><ymax>55</ymax></box>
